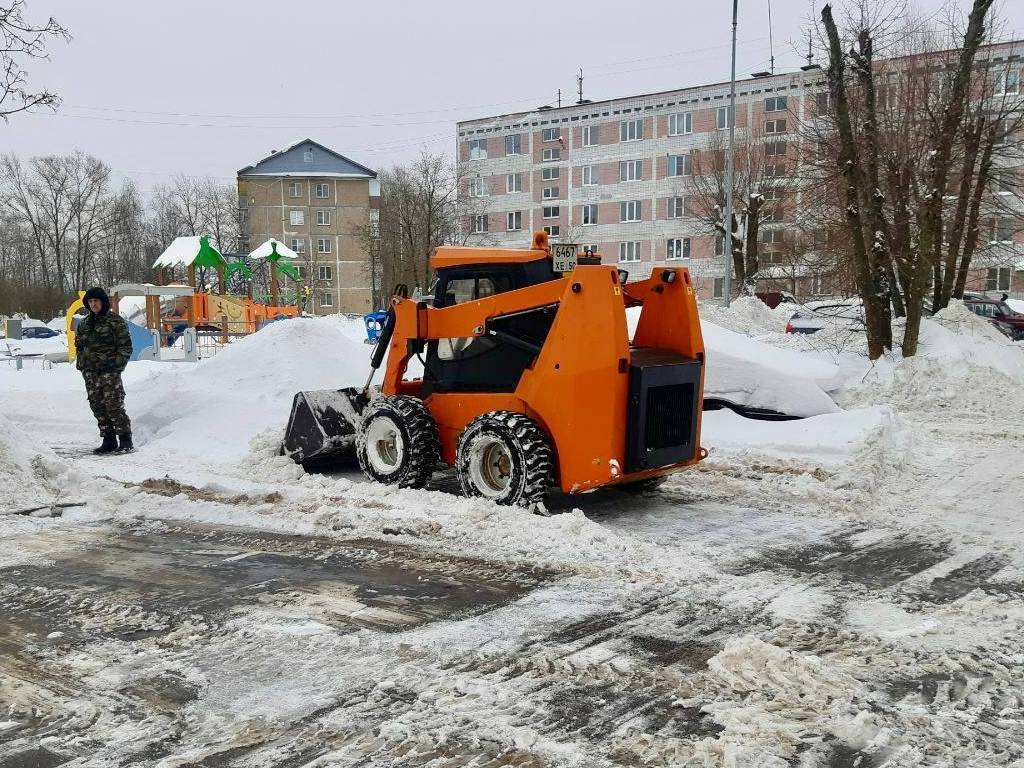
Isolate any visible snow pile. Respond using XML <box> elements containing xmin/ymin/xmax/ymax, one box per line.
<box><xmin>697</xmin><ymin>297</ymin><xmax>792</xmax><ymax>336</ymax></box>
<box><xmin>0</xmin><ymin>412</ymin><xmax>70</xmax><ymax>513</ymax></box>
<box><xmin>703</xmin><ymin>405</ymin><xmax>900</xmax><ymax>467</ymax></box>
<box><xmin>129</xmin><ymin>319</ymin><xmax>375</xmax><ymax>462</ymax></box>
<box><xmin>316</xmin><ymin>312</ymin><xmax>374</xmax><ymax>345</ymax></box>
<box><xmin>841</xmin><ymin>301</ymin><xmax>1024</xmax><ymax>415</ymax></box>
<box><xmin>1007</xmin><ymin>298</ymin><xmax>1024</xmax><ymax>315</ymax></box>
<box><xmin>700</xmin><ymin>322</ymin><xmax>841</xmax><ymax>417</ymax></box>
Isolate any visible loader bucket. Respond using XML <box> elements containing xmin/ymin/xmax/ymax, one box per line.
<box><xmin>282</xmin><ymin>388</ymin><xmax>370</xmax><ymax>468</ymax></box>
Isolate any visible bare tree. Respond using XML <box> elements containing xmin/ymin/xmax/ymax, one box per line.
<box><xmin>816</xmin><ymin>0</ymin><xmax>1002</xmax><ymax>357</ymax></box>
<box><xmin>0</xmin><ymin>0</ymin><xmax>69</xmax><ymax>121</ymax></box>
<box><xmin>690</xmin><ymin>123</ymin><xmax>796</xmax><ymax>295</ymax></box>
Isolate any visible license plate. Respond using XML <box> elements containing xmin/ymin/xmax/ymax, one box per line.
<box><xmin>551</xmin><ymin>243</ymin><xmax>578</xmax><ymax>274</ymax></box>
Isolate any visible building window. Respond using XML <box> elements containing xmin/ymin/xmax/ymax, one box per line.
<box><xmin>542</xmin><ymin>147</ymin><xmax>560</xmax><ymax>162</ymax></box>
<box><xmin>667</xmin><ymin>197</ymin><xmax>685</xmax><ymax>218</ymax></box>
<box><xmin>583</xmin><ymin>125</ymin><xmax>599</xmax><ymax>146</ymax></box>
<box><xmin>761</xmin><ymin>229</ymin><xmax>784</xmax><ymax>244</ymax></box>
<box><xmin>815</xmin><ymin>92</ymin><xmax>832</xmax><ymax>114</ymax></box>
<box><xmin>765</xmin><ymin>140</ymin><xmax>787</xmax><ymax>157</ymax></box>
<box><xmin>668</xmin><ymin>112</ymin><xmax>693</xmax><ymax>136</ymax></box>
<box><xmin>542</xmin><ymin>127</ymin><xmax>560</xmax><ymax>142</ymax></box>
<box><xmin>668</xmin><ymin>154</ymin><xmax>691</xmax><ymax>177</ymax></box>
<box><xmin>620</xmin><ymin>200</ymin><xmax>641</xmax><ymax>222</ymax></box>
<box><xmin>290</xmin><ymin>238</ymin><xmax>305</xmax><ymax>253</ymax></box>
<box><xmin>318</xmin><ymin>265</ymin><xmax>333</xmax><ymax>281</ymax></box>
<box><xmin>582</xmin><ymin>244</ymin><xmax>599</xmax><ymax>255</ymax></box>
<box><xmin>471</xmin><ymin>214</ymin><xmax>488</xmax><ymax>234</ymax></box>
<box><xmin>317</xmin><ymin>238</ymin><xmax>332</xmax><ymax>254</ymax></box>
<box><xmin>990</xmin><ymin>218</ymin><xmax>1014</xmax><ymax>243</ymax></box>
<box><xmin>619</xmin><ymin>159</ymin><xmax>642</xmax><ymax>182</ymax></box>
<box><xmin>715</xmin><ymin>234</ymin><xmax>726</xmax><ymax>256</ymax></box>
<box><xmin>542</xmin><ymin>186</ymin><xmax>559</xmax><ymax>200</ymax></box>
<box><xmin>619</xmin><ymin>241</ymin><xmax>641</xmax><ymax>262</ymax></box>
<box><xmin>620</xmin><ymin>118</ymin><xmax>643</xmax><ymax>142</ymax></box>
<box><xmin>987</xmin><ymin>267</ymin><xmax>1012</xmax><ymax>291</ymax></box>
<box><xmin>505</xmin><ymin>134</ymin><xmax>521</xmax><ymax>155</ymax></box>
<box><xmin>541</xmin><ymin>167</ymin><xmax>560</xmax><ymax>181</ymax></box>
<box><xmin>542</xmin><ymin>205</ymin><xmax>560</xmax><ymax>219</ymax></box>
<box><xmin>289</xmin><ymin>210</ymin><xmax>304</xmax><ymax>226</ymax></box>
<box><xmin>543</xmin><ymin>225</ymin><xmax>560</xmax><ymax>237</ymax></box>
<box><xmin>315</xmin><ymin>182</ymin><xmax>329</xmax><ymax>198</ymax></box>
<box><xmin>583</xmin><ymin>164</ymin><xmax>599</xmax><ymax>185</ymax></box>
<box><xmin>319</xmin><ymin>292</ymin><xmax>333</xmax><ymax>308</ymax></box>
<box><xmin>717</xmin><ymin>106</ymin><xmax>734</xmax><ymax>129</ymax></box>
<box><xmin>765</xmin><ymin>95</ymin><xmax>788</xmax><ymax>112</ymax></box>
<box><xmin>507</xmin><ymin>211</ymin><xmax>522</xmax><ymax>231</ymax></box>
<box><xmin>763</xmin><ymin>207</ymin><xmax>784</xmax><ymax>223</ymax></box>
<box><xmin>469</xmin><ymin>138</ymin><xmax>488</xmax><ymax>160</ymax></box>
<box><xmin>764</xmin><ymin>163</ymin><xmax>787</xmax><ymax>178</ymax></box>
<box><xmin>582</xmin><ymin>203</ymin><xmax>598</xmax><ymax>225</ymax></box>
<box><xmin>303</xmin><ymin>149</ymin><xmax>313</xmax><ymax>163</ymax></box>
<box><xmin>506</xmin><ymin>173</ymin><xmax>522</xmax><ymax>193</ymax></box>
<box><xmin>316</xmin><ymin>210</ymin><xmax>330</xmax><ymax>226</ymax></box>
<box><xmin>469</xmin><ymin>177</ymin><xmax>488</xmax><ymax>197</ymax></box>
<box><xmin>289</xmin><ymin>182</ymin><xmax>302</xmax><ymax>198</ymax></box>
<box><xmin>761</xmin><ymin>187</ymin><xmax>783</xmax><ymax>201</ymax></box>
<box><xmin>764</xmin><ymin>119</ymin><xmax>787</xmax><ymax>134</ymax></box>
<box><xmin>996</xmin><ymin>71</ymin><xmax>1020</xmax><ymax>95</ymax></box>
<box><xmin>713</xmin><ymin>277</ymin><xmax>724</xmax><ymax>298</ymax></box>
<box><xmin>667</xmin><ymin>237</ymin><xmax>690</xmax><ymax>259</ymax></box>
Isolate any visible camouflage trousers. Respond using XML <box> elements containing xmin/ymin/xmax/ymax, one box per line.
<box><xmin>82</xmin><ymin>371</ymin><xmax>131</xmax><ymax>436</ymax></box>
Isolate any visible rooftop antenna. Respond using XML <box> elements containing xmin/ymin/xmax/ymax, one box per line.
<box><xmin>768</xmin><ymin>0</ymin><xmax>775</xmax><ymax>73</ymax></box>
<box><xmin>577</xmin><ymin>69</ymin><xmax>584</xmax><ymax>103</ymax></box>
<box><xmin>805</xmin><ymin>31</ymin><xmax>814</xmax><ymax>67</ymax></box>
<box><xmin>557</xmin><ymin>88</ymin><xmax>561</xmax><ymax>108</ymax></box>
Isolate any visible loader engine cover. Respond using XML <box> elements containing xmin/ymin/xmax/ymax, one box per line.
<box><xmin>625</xmin><ymin>349</ymin><xmax>702</xmax><ymax>474</ymax></box>
<box><xmin>283</xmin><ymin>389</ymin><xmax>369</xmax><ymax>467</ymax></box>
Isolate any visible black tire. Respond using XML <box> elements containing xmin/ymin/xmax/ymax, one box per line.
<box><xmin>456</xmin><ymin>411</ymin><xmax>555</xmax><ymax>508</ymax></box>
<box><xmin>356</xmin><ymin>395</ymin><xmax>440</xmax><ymax>489</ymax></box>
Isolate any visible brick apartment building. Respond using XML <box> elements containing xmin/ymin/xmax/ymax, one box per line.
<box><xmin>237</xmin><ymin>139</ymin><xmax>380</xmax><ymax>314</ymax></box>
<box><xmin>456</xmin><ymin>42</ymin><xmax>1024</xmax><ymax>300</ymax></box>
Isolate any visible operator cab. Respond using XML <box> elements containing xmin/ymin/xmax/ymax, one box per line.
<box><xmin>423</xmin><ymin>237</ymin><xmax>597</xmax><ymax>396</ymax></box>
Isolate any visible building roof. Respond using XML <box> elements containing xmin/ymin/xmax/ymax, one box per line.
<box><xmin>238</xmin><ymin>139</ymin><xmax>377</xmax><ymax>179</ymax></box>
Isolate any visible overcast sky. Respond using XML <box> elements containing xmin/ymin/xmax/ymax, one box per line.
<box><xmin>3</xmin><ymin>0</ymin><xmax>1022</xmax><ymax>195</ymax></box>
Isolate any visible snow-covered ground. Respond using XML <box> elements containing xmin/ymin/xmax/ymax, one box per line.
<box><xmin>2</xmin><ymin>302</ymin><xmax>1023</xmax><ymax>767</ymax></box>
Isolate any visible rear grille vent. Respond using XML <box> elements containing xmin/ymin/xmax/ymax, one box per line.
<box><xmin>645</xmin><ymin>383</ymin><xmax>693</xmax><ymax>450</ymax></box>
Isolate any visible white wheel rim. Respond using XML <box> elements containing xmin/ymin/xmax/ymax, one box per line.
<box><xmin>365</xmin><ymin>417</ymin><xmax>404</xmax><ymax>475</ymax></box>
<box><xmin>468</xmin><ymin>436</ymin><xmax>513</xmax><ymax>498</ymax></box>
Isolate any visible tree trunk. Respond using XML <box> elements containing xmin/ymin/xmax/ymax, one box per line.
<box><xmin>822</xmin><ymin>5</ymin><xmax>888</xmax><ymax>360</ymax></box>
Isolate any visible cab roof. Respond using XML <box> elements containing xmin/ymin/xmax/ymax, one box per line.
<box><xmin>431</xmin><ymin>245</ymin><xmax>548</xmax><ymax>270</ymax></box>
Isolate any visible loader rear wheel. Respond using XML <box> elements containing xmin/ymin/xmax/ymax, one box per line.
<box><xmin>457</xmin><ymin>411</ymin><xmax>555</xmax><ymax>508</ymax></box>
<box><xmin>356</xmin><ymin>395</ymin><xmax>439</xmax><ymax>489</ymax></box>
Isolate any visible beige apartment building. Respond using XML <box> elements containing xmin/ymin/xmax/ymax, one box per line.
<box><xmin>237</xmin><ymin>139</ymin><xmax>380</xmax><ymax>314</ymax></box>
<box><xmin>457</xmin><ymin>41</ymin><xmax>1024</xmax><ymax>300</ymax></box>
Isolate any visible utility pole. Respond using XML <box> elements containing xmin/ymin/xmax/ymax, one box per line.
<box><xmin>722</xmin><ymin>0</ymin><xmax>739</xmax><ymax>306</ymax></box>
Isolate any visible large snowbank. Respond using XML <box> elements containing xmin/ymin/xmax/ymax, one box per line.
<box><xmin>0</xmin><ymin>412</ymin><xmax>69</xmax><ymax>512</ymax></box>
<box><xmin>841</xmin><ymin>301</ymin><xmax>1024</xmax><ymax>414</ymax></box>
<box><xmin>697</xmin><ymin>296</ymin><xmax>793</xmax><ymax>336</ymax></box>
<box><xmin>702</xmin><ymin>405</ymin><xmax>899</xmax><ymax>467</ymax></box>
<box><xmin>129</xmin><ymin>319</ymin><xmax>377</xmax><ymax>462</ymax></box>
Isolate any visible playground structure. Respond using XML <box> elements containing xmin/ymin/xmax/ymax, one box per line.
<box><xmin>67</xmin><ymin>236</ymin><xmax>302</xmax><ymax>363</ymax></box>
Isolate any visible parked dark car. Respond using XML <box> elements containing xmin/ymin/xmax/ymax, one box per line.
<box><xmin>21</xmin><ymin>326</ymin><xmax>60</xmax><ymax>339</ymax></box>
<box><xmin>785</xmin><ymin>299</ymin><xmax>865</xmax><ymax>334</ymax></box>
<box><xmin>963</xmin><ymin>294</ymin><xmax>1024</xmax><ymax>340</ymax></box>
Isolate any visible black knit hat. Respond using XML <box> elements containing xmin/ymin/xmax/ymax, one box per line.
<box><xmin>83</xmin><ymin>286</ymin><xmax>110</xmax><ymax>315</ymax></box>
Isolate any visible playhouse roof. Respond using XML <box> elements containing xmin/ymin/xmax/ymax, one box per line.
<box><xmin>153</xmin><ymin>236</ymin><xmax>226</xmax><ymax>269</ymax></box>
<box><xmin>249</xmin><ymin>238</ymin><xmax>298</xmax><ymax>261</ymax></box>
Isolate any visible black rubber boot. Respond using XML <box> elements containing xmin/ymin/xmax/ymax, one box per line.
<box><xmin>94</xmin><ymin>432</ymin><xmax>117</xmax><ymax>454</ymax></box>
<box><xmin>116</xmin><ymin>433</ymin><xmax>134</xmax><ymax>454</ymax></box>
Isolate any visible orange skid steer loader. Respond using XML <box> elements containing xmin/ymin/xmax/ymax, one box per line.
<box><xmin>283</xmin><ymin>232</ymin><xmax>706</xmax><ymax>508</ymax></box>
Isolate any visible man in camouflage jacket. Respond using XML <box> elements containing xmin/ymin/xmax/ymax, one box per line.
<box><xmin>76</xmin><ymin>286</ymin><xmax>134</xmax><ymax>453</ymax></box>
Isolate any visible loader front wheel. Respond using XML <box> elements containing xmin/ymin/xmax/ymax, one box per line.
<box><xmin>357</xmin><ymin>395</ymin><xmax>439</xmax><ymax>489</ymax></box>
<box><xmin>457</xmin><ymin>411</ymin><xmax>555</xmax><ymax>508</ymax></box>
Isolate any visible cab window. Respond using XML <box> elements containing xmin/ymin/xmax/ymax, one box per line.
<box><xmin>438</xmin><ymin>274</ymin><xmax>513</xmax><ymax>307</ymax></box>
